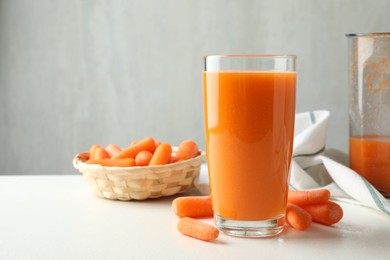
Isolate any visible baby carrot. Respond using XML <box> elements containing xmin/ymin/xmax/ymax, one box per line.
<box><xmin>173</xmin><ymin>140</ymin><xmax>200</xmax><ymax>162</ymax></box>
<box><xmin>86</xmin><ymin>158</ymin><xmax>136</xmax><ymax>167</ymax></box>
<box><xmin>105</xmin><ymin>144</ymin><xmax>122</xmax><ymax>158</ymax></box>
<box><xmin>177</xmin><ymin>217</ymin><xmax>219</xmax><ymax>242</ymax></box>
<box><xmin>94</xmin><ymin>147</ymin><xmax>110</xmax><ymax>160</ymax></box>
<box><xmin>172</xmin><ymin>196</ymin><xmax>213</xmax><ymax>218</ymax></box>
<box><xmin>149</xmin><ymin>143</ymin><xmax>172</xmax><ymax>166</ymax></box>
<box><xmin>152</xmin><ymin>140</ymin><xmax>161</xmax><ymax>153</ymax></box>
<box><xmin>89</xmin><ymin>144</ymin><xmax>100</xmax><ymax>160</ymax></box>
<box><xmin>135</xmin><ymin>150</ymin><xmax>153</xmax><ymax>166</ymax></box>
<box><xmin>169</xmin><ymin>155</ymin><xmax>178</xmax><ymax>163</ymax></box>
<box><xmin>286</xmin><ymin>203</ymin><xmax>312</xmax><ymax>231</ymax></box>
<box><xmin>302</xmin><ymin>201</ymin><xmax>344</xmax><ymax>226</ymax></box>
<box><xmin>113</xmin><ymin>137</ymin><xmax>155</xmax><ymax>159</ymax></box>
<box><xmin>288</xmin><ymin>189</ymin><xmax>331</xmax><ymax>206</ymax></box>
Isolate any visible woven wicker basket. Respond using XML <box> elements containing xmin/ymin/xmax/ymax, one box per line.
<box><xmin>73</xmin><ymin>149</ymin><xmax>204</xmax><ymax>200</ymax></box>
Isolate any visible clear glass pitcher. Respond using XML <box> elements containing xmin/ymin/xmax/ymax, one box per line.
<box><xmin>347</xmin><ymin>32</ymin><xmax>390</xmax><ymax>197</ymax></box>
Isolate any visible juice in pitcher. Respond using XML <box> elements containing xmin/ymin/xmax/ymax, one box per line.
<box><xmin>350</xmin><ymin>136</ymin><xmax>390</xmax><ymax>196</ymax></box>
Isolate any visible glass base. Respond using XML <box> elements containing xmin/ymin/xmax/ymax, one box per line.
<box><xmin>215</xmin><ymin>213</ymin><xmax>285</xmax><ymax>238</ymax></box>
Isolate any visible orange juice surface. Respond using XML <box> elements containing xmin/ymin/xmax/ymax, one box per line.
<box><xmin>350</xmin><ymin>136</ymin><xmax>390</xmax><ymax>194</ymax></box>
<box><xmin>203</xmin><ymin>71</ymin><xmax>296</xmax><ymax>220</ymax></box>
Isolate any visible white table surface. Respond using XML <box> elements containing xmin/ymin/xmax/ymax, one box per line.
<box><xmin>0</xmin><ymin>175</ymin><xmax>389</xmax><ymax>260</ymax></box>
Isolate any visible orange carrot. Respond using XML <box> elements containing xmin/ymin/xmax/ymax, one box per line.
<box><xmin>94</xmin><ymin>147</ymin><xmax>110</xmax><ymax>160</ymax></box>
<box><xmin>172</xmin><ymin>196</ymin><xmax>213</xmax><ymax>218</ymax></box>
<box><xmin>302</xmin><ymin>201</ymin><xmax>344</xmax><ymax>226</ymax></box>
<box><xmin>288</xmin><ymin>189</ymin><xmax>331</xmax><ymax>206</ymax></box>
<box><xmin>286</xmin><ymin>203</ymin><xmax>312</xmax><ymax>231</ymax></box>
<box><xmin>177</xmin><ymin>217</ymin><xmax>219</xmax><ymax>241</ymax></box>
<box><xmin>86</xmin><ymin>158</ymin><xmax>136</xmax><ymax>167</ymax></box>
<box><xmin>173</xmin><ymin>140</ymin><xmax>200</xmax><ymax>162</ymax></box>
<box><xmin>169</xmin><ymin>155</ymin><xmax>178</xmax><ymax>163</ymax></box>
<box><xmin>135</xmin><ymin>150</ymin><xmax>153</xmax><ymax>166</ymax></box>
<box><xmin>149</xmin><ymin>143</ymin><xmax>172</xmax><ymax>166</ymax></box>
<box><xmin>89</xmin><ymin>144</ymin><xmax>100</xmax><ymax>160</ymax></box>
<box><xmin>113</xmin><ymin>137</ymin><xmax>155</xmax><ymax>159</ymax></box>
<box><xmin>105</xmin><ymin>144</ymin><xmax>122</xmax><ymax>158</ymax></box>
<box><xmin>152</xmin><ymin>140</ymin><xmax>161</xmax><ymax>153</ymax></box>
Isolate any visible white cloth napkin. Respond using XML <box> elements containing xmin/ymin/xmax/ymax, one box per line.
<box><xmin>195</xmin><ymin>110</ymin><xmax>390</xmax><ymax>215</ymax></box>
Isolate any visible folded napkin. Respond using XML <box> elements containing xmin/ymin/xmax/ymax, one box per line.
<box><xmin>195</xmin><ymin>110</ymin><xmax>390</xmax><ymax>215</ymax></box>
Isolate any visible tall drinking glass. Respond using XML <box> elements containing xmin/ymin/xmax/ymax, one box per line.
<box><xmin>203</xmin><ymin>54</ymin><xmax>297</xmax><ymax>237</ymax></box>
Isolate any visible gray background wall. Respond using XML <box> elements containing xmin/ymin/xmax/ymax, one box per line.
<box><xmin>0</xmin><ymin>0</ymin><xmax>389</xmax><ymax>174</ymax></box>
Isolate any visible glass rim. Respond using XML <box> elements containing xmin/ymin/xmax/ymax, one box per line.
<box><xmin>204</xmin><ymin>54</ymin><xmax>297</xmax><ymax>59</ymax></box>
<box><xmin>346</xmin><ymin>32</ymin><xmax>390</xmax><ymax>38</ymax></box>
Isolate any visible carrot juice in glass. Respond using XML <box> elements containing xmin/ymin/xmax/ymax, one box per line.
<box><xmin>203</xmin><ymin>54</ymin><xmax>296</xmax><ymax>237</ymax></box>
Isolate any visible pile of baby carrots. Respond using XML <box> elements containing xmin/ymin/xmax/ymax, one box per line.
<box><xmin>172</xmin><ymin>189</ymin><xmax>343</xmax><ymax>242</ymax></box>
<box><xmin>86</xmin><ymin>137</ymin><xmax>200</xmax><ymax>167</ymax></box>
<box><xmin>286</xmin><ymin>189</ymin><xmax>343</xmax><ymax>230</ymax></box>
